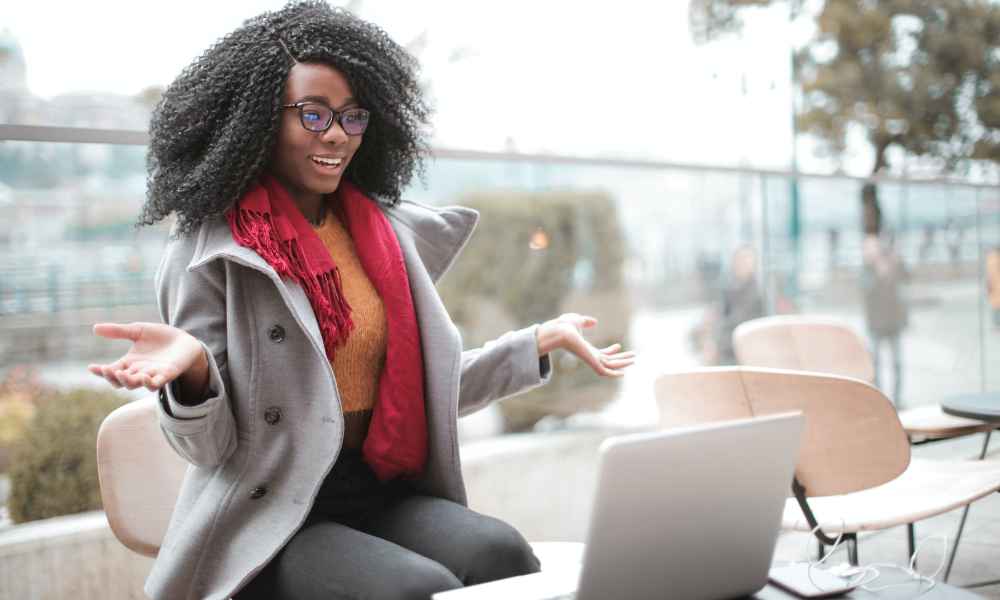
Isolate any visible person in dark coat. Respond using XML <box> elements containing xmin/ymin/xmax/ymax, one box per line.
<box><xmin>715</xmin><ymin>246</ymin><xmax>765</xmax><ymax>365</ymax></box>
<box><xmin>862</xmin><ymin>234</ymin><xmax>909</xmax><ymax>404</ymax></box>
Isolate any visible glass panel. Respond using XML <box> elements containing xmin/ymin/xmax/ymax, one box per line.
<box><xmin>1</xmin><ymin>140</ymin><xmax>993</xmax><ymax>420</ymax></box>
<box><xmin>980</xmin><ymin>186</ymin><xmax>1000</xmax><ymax>392</ymax></box>
<box><xmin>0</xmin><ymin>141</ymin><xmax>167</xmax><ymax>388</ymax></box>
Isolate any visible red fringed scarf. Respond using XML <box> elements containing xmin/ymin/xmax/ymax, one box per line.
<box><xmin>227</xmin><ymin>174</ymin><xmax>427</xmax><ymax>481</ymax></box>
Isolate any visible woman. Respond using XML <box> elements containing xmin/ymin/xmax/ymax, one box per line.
<box><xmin>87</xmin><ymin>3</ymin><xmax>635</xmax><ymax>599</ymax></box>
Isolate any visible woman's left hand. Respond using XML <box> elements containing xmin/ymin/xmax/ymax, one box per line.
<box><xmin>536</xmin><ymin>313</ymin><xmax>636</xmax><ymax>378</ymax></box>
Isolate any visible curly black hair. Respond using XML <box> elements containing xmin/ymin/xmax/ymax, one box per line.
<box><xmin>139</xmin><ymin>1</ymin><xmax>430</xmax><ymax>235</ymax></box>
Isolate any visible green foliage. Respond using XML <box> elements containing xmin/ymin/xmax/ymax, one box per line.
<box><xmin>439</xmin><ymin>190</ymin><xmax>631</xmax><ymax>432</ymax></box>
<box><xmin>7</xmin><ymin>388</ymin><xmax>127</xmax><ymax>523</ymax></box>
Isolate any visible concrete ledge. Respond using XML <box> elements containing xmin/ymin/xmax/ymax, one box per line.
<box><xmin>461</xmin><ymin>425</ymin><xmax>652</xmax><ymax>542</ymax></box>
<box><xmin>0</xmin><ymin>510</ymin><xmax>152</xmax><ymax>599</ymax></box>
<box><xmin>0</xmin><ymin>426</ymin><xmax>647</xmax><ymax>598</ymax></box>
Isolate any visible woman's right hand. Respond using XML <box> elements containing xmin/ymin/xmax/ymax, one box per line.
<box><xmin>88</xmin><ymin>322</ymin><xmax>208</xmax><ymax>394</ymax></box>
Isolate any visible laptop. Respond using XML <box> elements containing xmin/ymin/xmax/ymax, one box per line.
<box><xmin>433</xmin><ymin>412</ymin><xmax>804</xmax><ymax>600</ymax></box>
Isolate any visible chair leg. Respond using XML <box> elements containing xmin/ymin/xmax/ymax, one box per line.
<box><xmin>907</xmin><ymin>523</ymin><xmax>916</xmax><ymax>568</ymax></box>
<box><xmin>846</xmin><ymin>534</ymin><xmax>858</xmax><ymax>566</ymax></box>
<box><xmin>944</xmin><ymin>504</ymin><xmax>972</xmax><ymax>582</ymax></box>
<box><xmin>942</xmin><ymin>430</ymin><xmax>993</xmax><ymax>582</ymax></box>
<box><xmin>978</xmin><ymin>430</ymin><xmax>993</xmax><ymax>460</ymax></box>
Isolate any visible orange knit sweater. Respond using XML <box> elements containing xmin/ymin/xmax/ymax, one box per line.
<box><xmin>312</xmin><ymin>210</ymin><xmax>388</xmax><ymax>449</ymax></box>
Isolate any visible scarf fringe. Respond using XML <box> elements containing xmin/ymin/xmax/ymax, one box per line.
<box><xmin>227</xmin><ymin>204</ymin><xmax>355</xmax><ymax>358</ymax></box>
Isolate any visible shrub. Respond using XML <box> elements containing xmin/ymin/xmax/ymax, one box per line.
<box><xmin>0</xmin><ymin>367</ymin><xmax>50</xmax><ymax>473</ymax></box>
<box><xmin>7</xmin><ymin>388</ymin><xmax>127</xmax><ymax>523</ymax></box>
<box><xmin>439</xmin><ymin>189</ymin><xmax>631</xmax><ymax>432</ymax></box>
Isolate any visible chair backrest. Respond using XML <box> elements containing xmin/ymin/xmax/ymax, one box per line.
<box><xmin>96</xmin><ymin>396</ymin><xmax>188</xmax><ymax>557</ymax></box>
<box><xmin>732</xmin><ymin>315</ymin><xmax>875</xmax><ymax>383</ymax></box>
<box><xmin>655</xmin><ymin>367</ymin><xmax>910</xmax><ymax>497</ymax></box>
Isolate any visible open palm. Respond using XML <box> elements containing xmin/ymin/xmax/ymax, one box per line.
<box><xmin>550</xmin><ymin>313</ymin><xmax>636</xmax><ymax>378</ymax></box>
<box><xmin>88</xmin><ymin>322</ymin><xmax>203</xmax><ymax>391</ymax></box>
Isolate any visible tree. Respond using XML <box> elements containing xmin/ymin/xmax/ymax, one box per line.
<box><xmin>690</xmin><ymin>0</ymin><xmax>1000</xmax><ymax>234</ymax></box>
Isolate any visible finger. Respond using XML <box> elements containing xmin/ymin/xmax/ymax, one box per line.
<box><xmin>101</xmin><ymin>357</ymin><xmax>131</xmax><ymax>373</ymax></box>
<box><xmin>599</xmin><ymin>365</ymin><xmax>627</xmax><ymax>377</ymax></box>
<box><xmin>581</xmin><ymin>316</ymin><xmax>598</xmax><ymax>328</ymax></box>
<box><xmin>135</xmin><ymin>365</ymin><xmax>160</xmax><ymax>389</ymax></box>
<box><xmin>150</xmin><ymin>373</ymin><xmax>167</xmax><ymax>389</ymax></box>
<box><xmin>145</xmin><ymin>374</ymin><xmax>163</xmax><ymax>392</ymax></box>
<box><xmin>603</xmin><ymin>360</ymin><xmax>635</xmax><ymax>370</ymax></box>
<box><xmin>93</xmin><ymin>322</ymin><xmax>142</xmax><ymax>342</ymax></box>
<box><xmin>115</xmin><ymin>368</ymin><xmax>143</xmax><ymax>389</ymax></box>
<box><xmin>603</xmin><ymin>351</ymin><xmax>636</xmax><ymax>360</ymax></box>
<box><xmin>87</xmin><ymin>364</ymin><xmax>104</xmax><ymax>377</ymax></box>
<box><xmin>129</xmin><ymin>366</ymin><xmax>157</xmax><ymax>389</ymax></box>
<box><xmin>600</xmin><ymin>343</ymin><xmax>622</xmax><ymax>353</ymax></box>
<box><xmin>600</xmin><ymin>352</ymin><xmax>635</xmax><ymax>364</ymax></box>
<box><xmin>602</xmin><ymin>355</ymin><xmax>636</xmax><ymax>366</ymax></box>
<box><xmin>100</xmin><ymin>365</ymin><xmax>124</xmax><ymax>388</ymax></box>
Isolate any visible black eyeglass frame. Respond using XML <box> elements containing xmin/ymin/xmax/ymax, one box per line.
<box><xmin>281</xmin><ymin>101</ymin><xmax>371</xmax><ymax>136</ymax></box>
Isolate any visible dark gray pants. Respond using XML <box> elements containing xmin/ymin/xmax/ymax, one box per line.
<box><xmin>235</xmin><ymin>450</ymin><xmax>540</xmax><ymax>600</ymax></box>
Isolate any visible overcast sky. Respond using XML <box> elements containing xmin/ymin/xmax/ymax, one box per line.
<box><xmin>1</xmin><ymin>0</ymin><xmax>868</xmax><ymax>174</ymax></box>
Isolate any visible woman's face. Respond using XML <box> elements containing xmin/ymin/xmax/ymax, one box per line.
<box><xmin>269</xmin><ymin>62</ymin><xmax>364</xmax><ymax>205</ymax></box>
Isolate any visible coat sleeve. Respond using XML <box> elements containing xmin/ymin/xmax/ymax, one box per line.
<box><xmin>457</xmin><ymin>323</ymin><xmax>553</xmax><ymax>417</ymax></box>
<box><xmin>153</xmin><ymin>232</ymin><xmax>238</xmax><ymax>468</ymax></box>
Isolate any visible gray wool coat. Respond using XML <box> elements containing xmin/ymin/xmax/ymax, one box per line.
<box><xmin>144</xmin><ymin>199</ymin><xmax>553</xmax><ymax>600</ymax></box>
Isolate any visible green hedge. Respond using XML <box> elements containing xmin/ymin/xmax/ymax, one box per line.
<box><xmin>439</xmin><ymin>189</ymin><xmax>631</xmax><ymax>432</ymax></box>
<box><xmin>7</xmin><ymin>388</ymin><xmax>126</xmax><ymax>523</ymax></box>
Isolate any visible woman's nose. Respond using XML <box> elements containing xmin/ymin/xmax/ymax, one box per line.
<box><xmin>320</xmin><ymin>120</ymin><xmax>350</xmax><ymax>145</ymax></box>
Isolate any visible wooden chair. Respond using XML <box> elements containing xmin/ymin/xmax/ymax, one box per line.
<box><xmin>731</xmin><ymin>315</ymin><xmax>996</xmax><ymax>444</ymax></box>
<box><xmin>96</xmin><ymin>395</ymin><xmax>188</xmax><ymax>557</ymax></box>
<box><xmin>731</xmin><ymin>315</ymin><xmax>996</xmax><ymax>578</ymax></box>
<box><xmin>655</xmin><ymin>367</ymin><xmax>1000</xmax><ymax>569</ymax></box>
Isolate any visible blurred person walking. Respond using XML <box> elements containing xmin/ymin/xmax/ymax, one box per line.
<box><xmin>715</xmin><ymin>246</ymin><xmax>765</xmax><ymax>365</ymax></box>
<box><xmin>862</xmin><ymin>234</ymin><xmax>909</xmax><ymax>404</ymax></box>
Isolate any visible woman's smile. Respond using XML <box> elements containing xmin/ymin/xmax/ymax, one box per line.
<box><xmin>309</xmin><ymin>153</ymin><xmax>348</xmax><ymax>175</ymax></box>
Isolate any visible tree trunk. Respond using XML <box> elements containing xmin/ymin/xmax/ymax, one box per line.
<box><xmin>862</xmin><ymin>143</ymin><xmax>889</xmax><ymax>235</ymax></box>
<box><xmin>861</xmin><ymin>183</ymin><xmax>881</xmax><ymax>235</ymax></box>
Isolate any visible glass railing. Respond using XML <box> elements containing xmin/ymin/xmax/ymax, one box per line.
<box><xmin>1</xmin><ymin>125</ymin><xmax>997</xmax><ymax>423</ymax></box>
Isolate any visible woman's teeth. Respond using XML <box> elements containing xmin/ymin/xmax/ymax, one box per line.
<box><xmin>311</xmin><ymin>156</ymin><xmax>343</xmax><ymax>167</ymax></box>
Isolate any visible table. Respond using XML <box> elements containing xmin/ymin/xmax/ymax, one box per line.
<box><xmin>941</xmin><ymin>392</ymin><xmax>1000</xmax><ymax>422</ymax></box>
<box><xmin>433</xmin><ymin>543</ymin><xmax>983</xmax><ymax>599</ymax></box>
<box><xmin>434</xmin><ymin>575</ymin><xmax>980</xmax><ymax>599</ymax></box>
<box><xmin>756</xmin><ymin>577</ymin><xmax>981</xmax><ymax>599</ymax></box>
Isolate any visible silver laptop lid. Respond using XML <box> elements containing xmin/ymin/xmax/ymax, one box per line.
<box><xmin>576</xmin><ymin>412</ymin><xmax>804</xmax><ymax>600</ymax></box>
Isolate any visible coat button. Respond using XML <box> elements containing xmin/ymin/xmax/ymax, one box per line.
<box><xmin>249</xmin><ymin>486</ymin><xmax>267</xmax><ymax>500</ymax></box>
<box><xmin>268</xmin><ymin>325</ymin><xmax>286</xmax><ymax>343</ymax></box>
<box><xmin>264</xmin><ymin>407</ymin><xmax>282</xmax><ymax>425</ymax></box>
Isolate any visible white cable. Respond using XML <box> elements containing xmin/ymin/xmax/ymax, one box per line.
<box><xmin>861</xmin><ymin>534</ymin><xmax>948</xmax><ymax>596</ymax></box>
<box><xmin>801</xmin><ymin>523</ymin><xmax>873</xmax><ymax>592</ymax></box>
<box><xmin>794</xmin><ymin>522</ymin><xmax>948</xmax><ymax>598</ymax></box>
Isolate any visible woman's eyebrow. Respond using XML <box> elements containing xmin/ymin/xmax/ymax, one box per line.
<box><xmin>297</xmin><ymin>95</ymin><xmax>359</xmax><ymax>109</ymax></box>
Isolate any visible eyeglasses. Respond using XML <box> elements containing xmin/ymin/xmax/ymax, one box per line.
<box><xmin>281</xmin><ymin>102</ymin><xmax>370</xmax><ymax>136</ymax></box>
